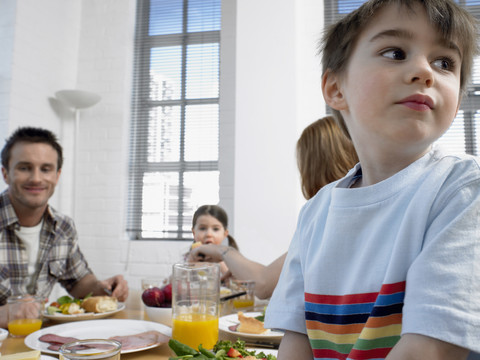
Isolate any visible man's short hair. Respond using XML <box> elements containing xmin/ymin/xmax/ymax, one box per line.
<box><xmin>1</xmin><ymin>127</ymin><xmax>64</xmax><ymax>170</ymax></box>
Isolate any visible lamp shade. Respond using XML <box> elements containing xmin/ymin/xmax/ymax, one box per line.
<box><xmin>55</xmin><ymin>89</ymin><xmax>101</xmax><ymax>109</ymax></box>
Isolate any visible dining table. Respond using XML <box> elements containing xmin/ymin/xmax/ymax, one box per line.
<box><xmin>0</xmin><ymin>290</ymin><xmax>275</xmax><ymax>359</ymax></box>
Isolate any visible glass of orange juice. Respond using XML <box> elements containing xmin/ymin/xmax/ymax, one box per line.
<box><xmin>7</xmin><ymin>295</ymin><xmax>44</xmax><ymax>337</ymax></box>
<box><xmin>171</xmin><ymin>262</ymin><xmax>220</xmax><ymax>350</ymax></box>
<box><xmin>229</xmin><ymin>279</ymin><xmax>255</xmax><ymax>310</ymax></box>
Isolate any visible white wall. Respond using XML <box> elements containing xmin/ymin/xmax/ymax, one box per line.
<box><xmin>233</xmin><ymin>0</ymin><xmax>324</xmax><ymax>264</ymax></box>
<box><xmin>0</xmin><ymin>0</ymin><xmax>16</xmax><ymax>140</ymax></box>
<box><xmin>1</xmin><ymin>0</ymin><xmax>326</xmax><ymax>293</ymax></box>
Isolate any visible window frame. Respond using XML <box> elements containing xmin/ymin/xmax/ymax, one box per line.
<box><xmin>128</xmin><ymin>0</ymin><xmax>221</xmax><ymax>241</ymax></box>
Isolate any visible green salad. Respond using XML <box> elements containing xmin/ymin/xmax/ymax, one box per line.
<box><xmin>168</xmin><ymin>339</ymin><xmax>276</xmax><ymax>360</ymax></box>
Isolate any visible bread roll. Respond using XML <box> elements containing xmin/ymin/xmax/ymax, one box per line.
<box><xmin>81</xmin><ymin>296</ymin><xmax>118</xmax><ymax>313</ymax></box>
<box><xmin>191</xmin><ymin>241</ymin><xmax>202</xmax><ymax>249</ymax></box>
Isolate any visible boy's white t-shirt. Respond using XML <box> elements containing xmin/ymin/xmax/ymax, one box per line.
<box><xmin>265</xmin><ymin>148</ymin><xmax>480</xmax><ymax>359</ymax></box>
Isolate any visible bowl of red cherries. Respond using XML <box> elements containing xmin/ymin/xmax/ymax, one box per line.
<box><xmin>142</xmin><ymin>281</ymin><xmax>172</xmax><ymax>326</ymax></box>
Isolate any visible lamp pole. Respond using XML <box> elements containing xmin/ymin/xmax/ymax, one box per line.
<box><xmin>55</xmin><ymin>89</ymin><xmax>101</xmax><ymax>218</ymax></box>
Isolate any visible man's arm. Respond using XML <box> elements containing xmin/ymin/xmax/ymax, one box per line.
<box><xmin>69</xmin><ymin>274</ymin><xmax>128</xmax><ymax>302</ymax></box>
<box><xmin>386</xmin><ymin>334</ymin><xmax>469</xmax><ymax>360</ymax></box>
<box><xmin>277</xmin><ymin>330</ymin><xmax>313</xmax><ymax>360</ymax></box>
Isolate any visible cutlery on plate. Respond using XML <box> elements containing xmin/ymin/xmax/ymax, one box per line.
<box><xmin>220</xmin><ymin>291</ymin><xmax>247</xmax><ymax>302</ymax></box>
<box><xmin>245</xmin><ymin>342</ymin><xmax>279</xmax><ymax>349</ymax></box>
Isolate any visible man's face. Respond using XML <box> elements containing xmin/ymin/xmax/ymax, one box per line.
<box><xmin>1</xmin><ymin>142</ymin><xmax>61</xmax><ymax>213</ymax></box>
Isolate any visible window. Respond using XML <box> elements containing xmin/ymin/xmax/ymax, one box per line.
<box><xmin>324</xmin><ymin>0</ymin><xmax>480</xmax><ymax>155</ymax></box>
<box><xmin>128</xmin><ymin>0</ymin><xmax>221</xmax><ymax>241</ymax></box>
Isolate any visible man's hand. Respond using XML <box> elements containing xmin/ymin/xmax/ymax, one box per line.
<box><xmin>99</xmin><ymin>275</ymin><xmax>128</xmax><ymax>302</ymax></box>
<box><xmin>71</xmin><ymin>273</ymin><xmax>129</xmax><ymax>302</ymax></box>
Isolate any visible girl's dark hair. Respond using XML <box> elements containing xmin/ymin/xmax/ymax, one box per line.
<box><xmin>192</xmin><ymin>205</ymin><xmax>239</xmax><ymax>250</ymax></box>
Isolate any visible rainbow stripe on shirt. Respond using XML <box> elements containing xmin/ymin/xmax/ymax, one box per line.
<box><xmin>305</xmin><ymin>281</ymin><xmax>405</xmax><ymax>360</ymax></box>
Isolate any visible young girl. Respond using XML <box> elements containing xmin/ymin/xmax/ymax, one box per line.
<box><xmin>191</xmin><ymin>205</ymin><xmax>238</xmax><ymax>276</ymax></box>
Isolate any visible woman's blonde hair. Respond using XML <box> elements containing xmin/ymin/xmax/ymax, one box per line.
<box><xmin>296</xmin><ymin>116</ymin><xmax>358</xmax><ymax>199</ymax></box>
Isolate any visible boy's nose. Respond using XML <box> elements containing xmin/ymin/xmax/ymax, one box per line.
<box><xmin>407</xmin><ymin>57</ymin><xmax>434</xmax><ymax>87</ymax></box>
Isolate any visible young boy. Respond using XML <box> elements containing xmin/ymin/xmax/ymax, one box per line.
<box><xmin>264</xmin><ymin>1</ymin><xmax>480</xmax><ymax>359</ymax></box>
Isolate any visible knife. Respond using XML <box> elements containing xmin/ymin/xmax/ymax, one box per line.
<box><xmin>245</xmin><ymin>341</ymin><xmax>279</xmax><ymax>349</ymax></box>
<box><xmin>220</xmin><ymin>291</ymin><xmax>247</xmax><ymax>302</ymax></box>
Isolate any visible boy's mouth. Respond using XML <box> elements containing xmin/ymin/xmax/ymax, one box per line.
<box><xmin>397</xmin><ymin>94</ymin><xmax>434</xmax><ymax>111</ymax></box>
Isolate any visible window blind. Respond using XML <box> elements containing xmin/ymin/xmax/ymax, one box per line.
<box><xmin>128</xmin><ymin>0</ymin><xmax>221</xmax><ymax>241</ymax></box>
<box><xmin>324</xmin><ymin>0</ymin><xmax>480</xmax><ymax>156</ymax></box>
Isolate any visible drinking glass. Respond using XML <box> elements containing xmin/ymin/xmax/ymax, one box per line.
<box><xmin>59</xmin><ymin>339</ymin><xmax>122</xmax><ymax>360</ymax></box>
<box><xmin>171</xmin><ymin>262</ymin><xmax>220</xmax><ymax>350</ymax></box>
<box><xmin>229</xmin><ymin>279</ymin><xmax>256</xmax><ymax>310</ymax></box>
<box><xmin>7</xmin><ymin>295</ymin><xmax>44</xmax><ymax>337</ymax></box>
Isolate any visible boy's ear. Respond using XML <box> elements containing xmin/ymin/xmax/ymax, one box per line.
<box><xmin>322</xmin><ymin>70</ymin><xmax>347</xmax><ymax>111</ymax></box>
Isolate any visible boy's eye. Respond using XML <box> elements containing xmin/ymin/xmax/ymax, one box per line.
<box><xmin>381</xmin><ymin>48</ymin><xmax>406</xmax><ymax>61</ymax></box>
<box><xmin>432</xmin><ymin>57</ymin><xmax>456</xmax><ymax>72</ymax></box>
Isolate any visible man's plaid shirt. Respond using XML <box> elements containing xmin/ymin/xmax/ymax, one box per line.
<box><xmin>0</xmin><ymin>190</ymin><xmax>92</xmax><ymax>305</ymax></box>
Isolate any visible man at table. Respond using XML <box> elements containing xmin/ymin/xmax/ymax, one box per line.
<box><xmin>0</xmin><ymin>126</ymin><xmax>128</xmax><ymax>328</ymax></box>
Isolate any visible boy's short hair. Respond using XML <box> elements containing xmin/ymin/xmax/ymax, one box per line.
<box><xmin>320</xmin><ymin>0</ymin><xmax>479</xmax><ymax>138</ymax></box>
<box><xmin>1</xmin><ymin>127</ymin><xmax>64</xmax><ymax>171</ymax></box>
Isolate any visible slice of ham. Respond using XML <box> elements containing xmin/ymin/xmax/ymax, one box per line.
<box><xmin>228</xmin><ymin>324</ymin><xmax>239</xmax><ymax>332</ymax></box>
<box><xmin>109</xmin><ymin>330</ymin><xmax>170</xmax><ymax>351</ymax></box>
<box><xmin>38</xmin><ymin>330</ymin><xmax>170</xmax><ymax>352</ymax></box>
<box><xmin>39</xmin><ymin>334</ymin><xmax>79</xmax><ymax>350</ymax></box>
<box><xmin>38</xmin><ymin>334</ymin><xmax>79</xmax><ymax>344</ymax></box>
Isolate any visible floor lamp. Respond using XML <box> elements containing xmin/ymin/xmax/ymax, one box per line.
<box><xmin>55</xmin><ymin>89</ymin><xmax>101</xmax><ymax>218</ymax></box>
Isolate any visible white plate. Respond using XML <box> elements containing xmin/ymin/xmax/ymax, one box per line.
<box><xmin>219</xmin><ymin>312</ymin><xmax>284</xmax><ymax>341</ymax></box>
<box><xmin>43</xmin><ymin>303</ymin><xmax>125</xmax><ymax>322</ymax></box>
<box><xmin>24</xmin><ymin>319</ymin><xmax>172</xmax><ymax>355</ymax></box>
<box><xmin>0</xmin><ymin>328</ymin><xmax>8</xmax><ymax>341</ymax></box>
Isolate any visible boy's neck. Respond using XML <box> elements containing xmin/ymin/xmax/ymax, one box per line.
<box><xmin>356</xmin><ymin>146</ymin><xmax>432</xmax><ymax>186</ymax></box>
